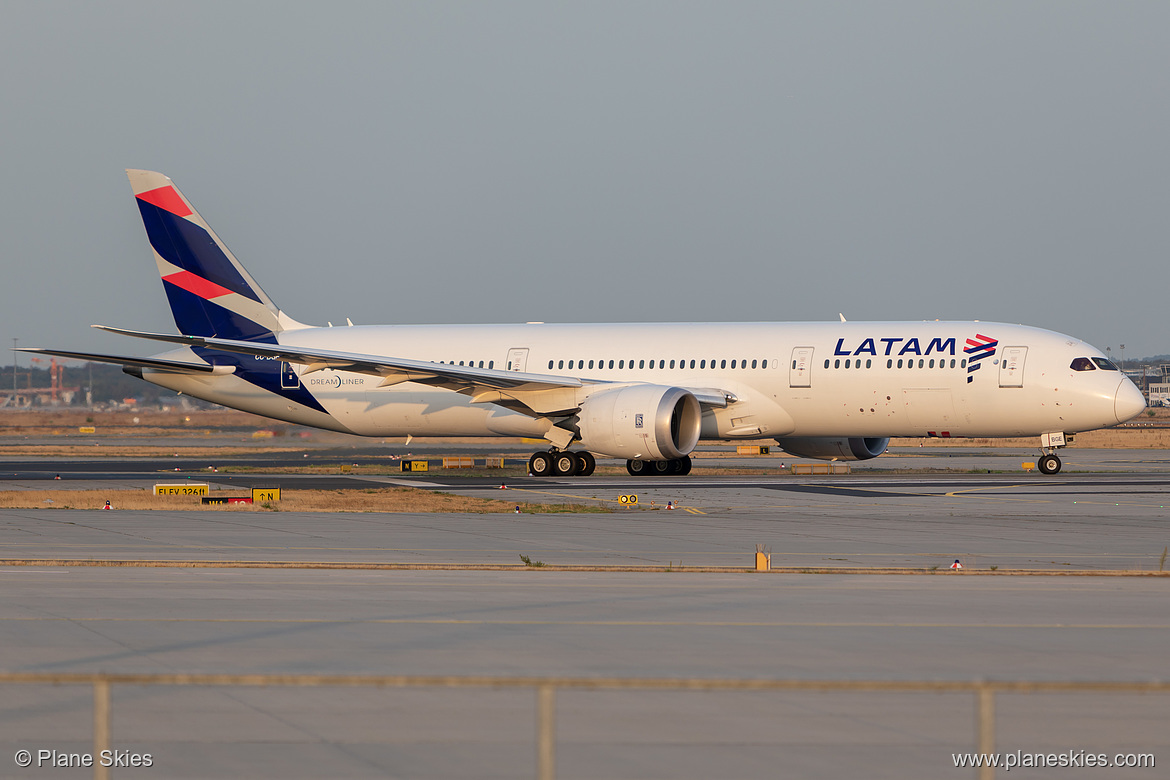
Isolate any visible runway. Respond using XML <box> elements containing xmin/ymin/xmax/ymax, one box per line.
<box><xmin>1</xmin><ymin>453</ymin><xmax>1168</xmax><ymax>778</ymax></box>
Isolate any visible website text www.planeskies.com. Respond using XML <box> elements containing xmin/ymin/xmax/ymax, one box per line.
<box><xmin>953</xmin><ymin>750</ymin><xmax>1154</xmax><ymax>771</ymax></box>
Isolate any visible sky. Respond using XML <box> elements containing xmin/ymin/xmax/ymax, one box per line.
<box><xmin>2</xmin><ymin>2</ymin><xmax>1168</xmax><ymax>364</ymax></box>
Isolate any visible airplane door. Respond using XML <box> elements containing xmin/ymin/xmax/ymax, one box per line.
<box><xmin>506</xmin><ymin>348</ymin><xmax>529</xmax><ymax>372</ymax></box>
<box><xmin>280</xmin><ymin>361</ymin><xmax>300</xmax><ymax>389</ymax></box>
<box><xmin>790</xmin><ymin>347</ymin><xmax>814</xmax><ymax>387</ymax></box>
<box><xmin>999</xmin><ymin>347</ymin><xmax>1027</xmax><ymax>387</ymax></box>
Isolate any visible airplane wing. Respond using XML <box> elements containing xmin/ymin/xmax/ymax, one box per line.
<box><xmin>89</xmin><ymin>326</ymin><xmax>734</xmax><ymax>412</ymax></box>
<box><xmin>14</xmin><ymin>347</ymin><xmax>234</xmax><ymax>375</ymax></box>
<box><xmin>92</xmin><ymin>326</ymin><xmax>584</xmax><ymax>392</ymax></box>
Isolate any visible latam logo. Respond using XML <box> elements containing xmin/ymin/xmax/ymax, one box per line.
<box><xmin>964</xmin><ymin>334</ymin><xmax>998</xmax><ymax>383</ymax></box>
<box><xmin>834</xmin><ymin>337</ymin><xmax>956</xmax><ymax>357</ymax></box>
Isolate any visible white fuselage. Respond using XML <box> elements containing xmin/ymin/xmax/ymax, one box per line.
<box><xmin>142</xmin><ymin>320</ymin><xmax>1144</xmax><ymax>444</ymax></box>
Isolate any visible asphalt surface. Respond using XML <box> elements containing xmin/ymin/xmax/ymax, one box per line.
<box><xmin>1</xmin><ymin>449</ymin><xmax>1167</xmax><ymax>778</ymax></box>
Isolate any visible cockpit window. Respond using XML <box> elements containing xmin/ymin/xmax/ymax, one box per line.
<box><xmin>1070</xmin><ymin>357</ymin><xmax>1096</xmax><ymax>372</ymax></box>
<box><xmin>1092</xmin><ymin>357</ymin><xmax>1120</xmax><ymax>371</ymax></box>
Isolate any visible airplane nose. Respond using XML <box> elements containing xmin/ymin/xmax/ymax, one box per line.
<box><xmin>1114</xmin><ymin>379</ymin><xmax>1146</xmax><ymax>424</ymax></box>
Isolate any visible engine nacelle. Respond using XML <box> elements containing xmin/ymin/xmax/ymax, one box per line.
<box><xmin>576</xmin><ymin>384</ymin><xmax>702</xmax><ymax>461</ymax></box>
<box><xmin>775</xmin><ymin>436</ymin><xmax>890</xmax><ymax>462</ymax></box>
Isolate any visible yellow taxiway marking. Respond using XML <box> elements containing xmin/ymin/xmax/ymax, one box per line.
<box><xmin>504</xmin><ymin>486</ymin><xmax>612</xmax><ymax>502</ymax></box>
<box><xmin>684</xmin><ymin>507</ymin><xmax>707</xmax><ymax>515</ymax></box>
<box><xmin>945</xmin><ymin>484</ymin><xmax>1048</xmax><ymax>501</ymax></box>
<box><xmin>504</xmin><ymin>486</ymin><xmax>706</xmax><ymax>513</ymax></box>
<box><xmin>943</xmin><ymin>485</ymin><xmax>1167</xmax><ymax>508</ymax></box>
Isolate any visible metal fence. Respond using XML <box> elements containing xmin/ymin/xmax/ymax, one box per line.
<box><xmin>2</xmin><ymin>672</ymin><xmax>1166</xmax><ymax>780</ymax></box>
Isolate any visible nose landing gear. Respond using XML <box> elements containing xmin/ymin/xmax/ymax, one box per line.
<box><xmin>1036</xmin><ymin>431</ymin><xmax>1067</xmax><ymax>475</ymax></box>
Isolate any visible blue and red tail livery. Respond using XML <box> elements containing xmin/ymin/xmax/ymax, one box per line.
<box><xmin>127</xmin><ymin>170</ymin><xmax>291</xmax><ymax>341</ymax></box>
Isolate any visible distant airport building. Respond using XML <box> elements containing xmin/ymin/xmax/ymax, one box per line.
<box><xmin>1149</xmin><ymin>383</ymin><xmax>1170</xmax><ymax>407</ymax></box>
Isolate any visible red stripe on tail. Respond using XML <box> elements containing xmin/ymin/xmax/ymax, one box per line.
<box><xmin>137</xmin><ymin>185</ymin><xmax>193</xmax><ymax>217</ymax></box>
<box><xmin>163</xmin><ymin>270</ymin><xmax>234</xmax><ymax>300</ymax></box>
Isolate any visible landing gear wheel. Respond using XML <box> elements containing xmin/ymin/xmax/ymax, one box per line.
<box><xmin>552</xmin><ymin>452</ymin><xmax>579</xmax><ymax>476</ymax></box>
<box><xmin>651</xmin><ymin>460</ymin><xmax>672</xmax><ymax>476</ymax></box>
<box><xmin>1037</xmin><ymin>454</ymin><xmax>1061</xmax><ymax>475</ymax></box>
<box><xmin>675</xmin><ymin>455</ymin><xmax>692</xmax><ymax>476</ymax></box>
<box><xmin>575</xmin><ymin>451</ymin><xmax>596</xmax><ymax>477</ymax></box>
<box><xmin>529</xmin><ymin>452</ymin><xmax>553</xmax><ymax>477</ymax></box>
<box><xmin>626</xmin><ymin>459</ymin><xmax>648</xmax><ymax>476</ymax></box>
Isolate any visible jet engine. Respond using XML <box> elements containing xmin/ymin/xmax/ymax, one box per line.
<box><xmin>576</xmin><ymin>384</ymin><xmax>702</xmax><ymax>461</ymax></box>
<box><xmin>775</xmin><ymin>436</ymin><xmax>890</xmax><ymax>461</ymax></box>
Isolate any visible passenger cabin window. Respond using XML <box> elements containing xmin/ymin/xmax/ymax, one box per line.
<box><xmin>1070</xmin><ymin>357</ymin><xmax>1096</xmax><ymax>371</ymax></box>
<box><xmin>1092</xmin><ymin>358</ymin><xmax>1120</xmax><ymax>371</ymax></box>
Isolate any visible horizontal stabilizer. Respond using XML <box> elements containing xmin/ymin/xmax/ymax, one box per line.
<box><xmin>14</xmin><ymin>347</ymin><xmax>232</xmax><ymax>375</ymax></box>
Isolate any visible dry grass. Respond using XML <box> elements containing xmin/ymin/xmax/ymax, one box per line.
<box><xmin>0</xmin><ymin>408</ymin><xmax>272</xmax><ymax>429</ymax></box>
<box><xmin>0</xmin><ymin>446</ymin><xmax>312</xmax><ymax>458</ymax></box>
<box><xmin>0</xmin><ymin>488</ymin><xmax>608</xmax><ymax>514</ymax></box>
<box><xmin>891</xmin><ymin>427</ymin><xmax>1170</xmax><ymax>449</ymax></box>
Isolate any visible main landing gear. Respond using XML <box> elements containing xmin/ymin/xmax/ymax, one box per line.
<box><xmin>528</xmin><ymin>450</ymin><xmax>596</xmax><ymax>477</ymax></box>
<box><xmin>525</xmin><ymin>451</ymin><xmax>693</xmax><ymax>477</ymax></box>
<box><xmin>626</xmin><ymin>456</ymin><xmax>692</xmax><ymax>476</ymax></box>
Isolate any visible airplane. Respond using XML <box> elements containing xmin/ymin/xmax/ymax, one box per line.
<box><xmin>20</xmin><ymin>170</ymin><xmax>1147</xmax><ymax>477</ymax></box>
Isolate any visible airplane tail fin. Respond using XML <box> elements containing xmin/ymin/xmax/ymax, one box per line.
<box><xmin>126</xmin><ymin>170</ymin><xmax>305</xmax><ymax>341</ymax></box>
